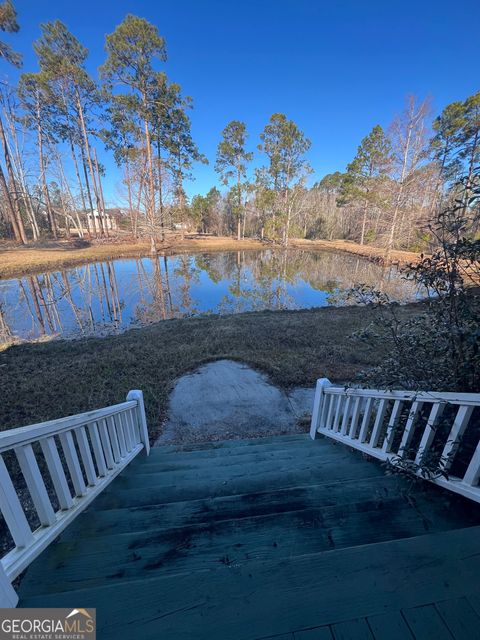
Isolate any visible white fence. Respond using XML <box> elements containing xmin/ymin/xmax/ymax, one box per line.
<box><xmin>0</xmin><ymin>390</ymin><xmax>149</xmax><ymax>607</ymax></box>
<box><xmin>311</xmin><ymin>378</ymin><xmax>480</xmax><ymax>503</ymax></box>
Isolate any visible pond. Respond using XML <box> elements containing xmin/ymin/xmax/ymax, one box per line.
<box><xmin>0</xmin><ymin>249</ymin><xmax>420</xmax><ymax>345</ymax></box>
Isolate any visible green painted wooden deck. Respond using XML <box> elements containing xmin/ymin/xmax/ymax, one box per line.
<box><xmin>18</xmin><ymin>434</ymin><xmax>480</xmax><ymax>639</ymax></box>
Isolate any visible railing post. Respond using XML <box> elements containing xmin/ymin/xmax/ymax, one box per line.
<box><xmin>127</xmin><ymin>390</ymin><xmax>150</xmax><ymax>455</ymax></box>
<box><xmin>310</xmin><ymin>378</ymin><xmax>332</xmax><ymax>440</ymax></box>
<box><xmin>0</xmin><ymin>562</ymin><xmax>18</xmax><ymax>607</ymax></box>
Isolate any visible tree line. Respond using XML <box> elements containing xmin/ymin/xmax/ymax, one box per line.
<box><xmin>0</xmin><ymin>1</ymin><xmax>478</xmax><ymax>254</ymax></box>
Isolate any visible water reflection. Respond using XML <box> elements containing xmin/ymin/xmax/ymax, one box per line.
<box><xmin>0</xmin><ymin>250</ymin><xmax>419</xmax><ymax>344</ymax></box>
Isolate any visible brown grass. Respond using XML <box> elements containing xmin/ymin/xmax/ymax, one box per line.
<box><xmin>290</xmin><ymin>238</ymin><xmax>421</xmax><ymax>265</ymax></box>
<box><xmin>0</xmin><ymin>303</ymin><xmax>422</xmax><ymax>442</ymax></box>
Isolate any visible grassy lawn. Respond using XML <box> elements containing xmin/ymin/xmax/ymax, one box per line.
<box><xmin>0</xmin><ymin>304</ymin><xmax>421</xmax><ymax>441</ymax></box>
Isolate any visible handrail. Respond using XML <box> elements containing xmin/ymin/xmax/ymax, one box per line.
<box><xmin>311</xmin><ymin>378</ymin><xmax>480</xmax><ymax>503</ymax></box>
<box><xmin>0</xmin><ymin>401</ymin><xmax>138</xmax><ymax>453</ymax></box>
<box><xmin>0</xmin><ymin>390</ymin><xmax>149</xmax><ymax>607</ymax></box>
<box><xmin>322</xmin><ymin>387</ymin><xmax>480</xmax><ymax>406</ymax></box>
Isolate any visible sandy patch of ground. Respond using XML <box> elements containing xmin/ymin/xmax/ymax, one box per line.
<box><xmin>155</xmin><ymin>359</ymin><xmax>315</xmax><ymax>445</ymax></box>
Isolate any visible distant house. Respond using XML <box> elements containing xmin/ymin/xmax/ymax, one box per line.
<box><xmin>85</xmin><ymin>209</ymin><xmax>119</xmax><ymax>233</ymax></box>
<box><xmin>173</xmin><ymin>222</ymin><xmax>189</xmax><ymax>231</ymax></box>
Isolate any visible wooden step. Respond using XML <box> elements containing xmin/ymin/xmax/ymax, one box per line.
<box><xmin>94</xmin><ymin>462</ymin><xmax>385</xmax><ymax>509</ymax></box>
<box><xmin>63</xmin><ymin>475</ymin><xmax>409</xmax><ymax>540</ymax></box>
<box><xmin>18</xmin><ymin>526</ymin><xmax>480</xmax><ymax>640</ymax></box>
<box><xmin>112</xmin><ymin>453</ymin><xmax>382</xmax><ymax>490</ymax></box>
<box><xmin>132</xmin><ymin>438</ymin><xmax>344</xmax><ymax>467</ymax></box>
<box><xmin>19</xmin><ymin>489</ymin><xmax>480</xmax><ymax>597</ymax></box>
<box><xmin>128</xmin><ymin>446</ymin><xmax>367</xmax><ymax>475</ymax></box>
<box><xmin>151</xmin><ymin>434</ymin><xmax>312</xmax><ymax>454</ymax></box>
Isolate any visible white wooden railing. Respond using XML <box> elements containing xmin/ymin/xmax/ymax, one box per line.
<box><xmin>0</xmin><ymin>390</ymin><xmax>149</xmax><ymax>607</ymax></box>
<box><xmin>311</xmin><ymin>378</ymin><xmax>480</xmax><ymax>503</ymax></box>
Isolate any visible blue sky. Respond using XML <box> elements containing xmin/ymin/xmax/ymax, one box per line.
<box><xmin>3</xmin><ymin>0</ymin><xmax>480</xmax><ymax>204</ymax></box>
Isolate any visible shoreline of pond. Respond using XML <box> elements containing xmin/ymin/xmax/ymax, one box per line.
<box><xmin>0</xmin><ymin>235</ymin><xmax>421</xmax><ymax>280</ymax></box>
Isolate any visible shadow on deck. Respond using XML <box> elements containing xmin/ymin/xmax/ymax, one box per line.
<box><xmin>18</xmin><ymin>434</ymin><xmax>480</xmax><ymax>639</ymax></box>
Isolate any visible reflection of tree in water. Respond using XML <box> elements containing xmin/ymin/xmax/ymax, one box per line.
<box><xmin>132</xmin><ymin>255</ymin><xmax>203</xmax><ymax>324</ymax></box>
<box><xmin>133</xmin><ymin>257</ymin><xmax>174</xmax><ymax>324</ymax></box>
<box><xmin>217</xmin><ymin>250</ymin><xmax>297</xmax><ymax>313</ymax></box>
<box><xmin>3</xmin><ymin>261</ymin><xmax>125</xmax><ymax>343</ymax></box>
<box><xmin>194</xmin><ymin>254</ymin><xmax>224</xmax><ymax>284</ymax></box>
<box><xmin>173</xmin><ymin>256</ymin><xmax>201</xmax><ymax>316</ymax></box>
<box><xmin>0</xmin><ymin>303</ymin><xmax>13</xmax><ymax>344</ymax></box>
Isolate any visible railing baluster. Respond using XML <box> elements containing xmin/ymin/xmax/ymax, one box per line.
<box><xmin>463</xmin><ymin>437</ymin><xmax>480</xmax><ymax>486</ymax></box>
<box><xmin>126</xmin><ymin>409</ymin><xmax>140</xmax><ymax>445</ymax></box>
<box><xmin>120</xmin><ymin>412</ymin><xmax>133</xmax><ymax>452</ymax></box>
<box><xmin>74</xmin><ymin>426</ymin><xmax>97</xmax><ymax>486</ymax></box>
<box><xmin>319</xmin><ymin>394</ymin><xmax>330</xmax><ymax>429</ymax></box>
<box><xmin>358</xmin><ymin>397</ymin><xmax>374</xmax><ymax>443</ymax></box>
<box><xmin>325</xmin><ymin>394</ymin><xmax>336</xmax><ymax>430</ymax></box>
<box><xmin>369</xmin><ymin>399</ymin><xmax>388</xmax><ymax>447</ymax></box>
<box><xmin>128</xmin><ymin>409</ymin><xmax>141</xmax><ymax>443</ymax></box>
<box><xmin>15</xmin><ymin>444</ymin><xmax>56</xmax><ymax>527</ymax></box>
<box><xmin>348</xmin><ymin>397</ymin><xmax>362</xmax><ymax>438</ymax></box>
<box><xmin>340</xmin><ymin>397</ymin><xmax>352</xmax><ymax>435</ymax></box>
<box><xmin>414</xmin><ymin>403</ymin><xmax>446</xmax><ymax>464</ymax></box>
<box><xmin>98</xmin><ymin>419</ymin><xmax>115</xmax><ymax>469</ymax></box>
<box><xmin>333</xmin><ymin>396</ymin><xmax>343</xmax><ymax>432</ymax></box>
<box><xmin>382</xmin><ymin>400</ymin><xmax>404</xmax><ymax>453</ymax></box>
<box><xmin>87</xmin><ymin>423</ymin><xmax>107</xmax><ymax>477</ymax></box>
<box><xmin>40</xmin><ymin>436</ymin><xmax>73</xmax><ymax>510</ymax></box>
<box><xmin>115</xmin><ymin>414</ymin><xmax>127</xmax><ymax>457</ymax></box>
<box><xmin>398</xmin><ymin>401</ymin><xmax>424</xmax><ymax>457</ymax></box>
<box><xmin>0</xmin><ymin>455</ymin><xmax>33</xmax><ymax>548</ymax></box>
<box><xmin>440</xmin><ymin>405</ymin><xmax>474</xmax><ymax>472</ymax></box>
<box><xmin>59</xmin><ymin>431</ymin><xmax>86</xmax><ymax>497</ymax></box>
<box><xmin>106</xmin><ymin>415</ymin><xmax>121</xmax><ymax>462</ymax></box>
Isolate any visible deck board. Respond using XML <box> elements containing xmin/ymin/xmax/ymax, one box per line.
<box><xmin>402</xmin><ymin>604</ymin><xmax>454</xmax><ymax>639</ymax></box>
<box><xmin>435</xmin><ymin>598</ymin><xmax>480</xmax><ymax>640</ymax></box>
<box><xmin>366</xmin><ymin>611</ymin><xmax>414</xmax><ymax>639</ymax></box>
<box><xmin>331</xmin><ymin>618</ymin><xmax>374</xmax><ymax>639</ymax></box>
<box><xmin>294</xmin><ymin>627</ymin><xmax>333</xmax><ymax>639</ymax></box>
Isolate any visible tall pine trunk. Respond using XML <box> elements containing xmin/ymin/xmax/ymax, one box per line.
<box><xmin>93</xmin><ymin>147</ymin><xmax>109</xmax><ymax>237</ymax></box>
<box><xmin>0</xmin><ymin>117</ymin><xmax>27</xmax><ymax>243</ymax></box>
<box><xmin>76</xmin><ymin>90</ymin><xmax>105</xmax><ymax>236</ymax></box>
<box><xmin>142</xmin><ymin>90</ymin><xmax>157</xmax><ymax>251</ymax></box>
<box><xmin>35</xmin><ymin>91</ymin><xmax>57</xmax><ymax>238</ymax></box>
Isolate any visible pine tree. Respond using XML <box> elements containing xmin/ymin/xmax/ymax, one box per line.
<box><xmin>340</xmin><ymin>125</ymin><xmax>391</xmax><ymax>244</ymax></box>
<box><xmin>258</xmin><ymin>113</ymin><xmax>311</xmax><ymax>246</ymax></box>
<box><xmin>215</xmin><ymin>121</ymin><xmax>252</xmax><ymax>240</ymax></box>
<box><xmin>34</xmin><ymin>21</ymin><xmax>106</xmax><ymax>235</ymax></box>
<box><xmin>101</xmin><ymin>15</ymin><xmax>167</xmax><ymax>250</ymax></box>
<box><xmin>0</xmin><ymin>0</ymin><xmax>20</xmax><ymax>67</ymax></box>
